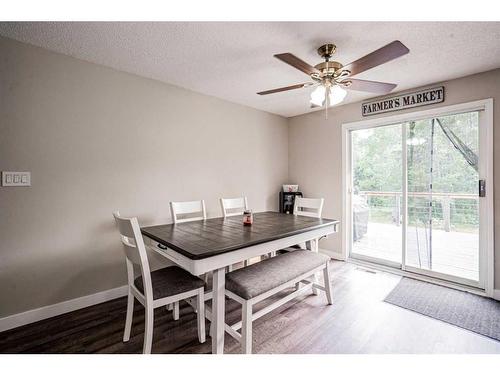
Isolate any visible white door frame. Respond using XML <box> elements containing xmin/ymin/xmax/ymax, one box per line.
<box><xmin>341</xmin><ymin>98</ymin><xmax>494</xmax><ymax>297</ymax></box>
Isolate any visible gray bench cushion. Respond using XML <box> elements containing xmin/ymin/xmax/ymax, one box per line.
<box><xmin>225</xmin><ymin>250</ymin><xmax>330</xmax><ymax>300</ymax></box>
<box><xmin>135</xmin><ymin>266</ymin><xmax>205</xmax><ymax>300</ymax></box>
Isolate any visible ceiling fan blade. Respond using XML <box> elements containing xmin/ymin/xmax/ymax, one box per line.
<box><xmin>257</xmin><ymin>83</ymin><xmax>311</xmax><ymax>95</ymax></box>
<box><xmin>345</xmin><ymin>79</ymin><xmax>397</xmax><ymax>94</ymax></box>
<box><xmin>274</xmin><ymin>53</ymin><xmax>320</xmax><ymax>76</ymax></box>
<box><xmin>341</xmin><ymin>41</ymin><xmax>409</xmax><ymax>77</ymax></box>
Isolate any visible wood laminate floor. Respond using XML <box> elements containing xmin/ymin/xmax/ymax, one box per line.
<box><xmin>1</xmin><ymin>261</ymin><xmax>499</xmax><ymax>354</ymax></box>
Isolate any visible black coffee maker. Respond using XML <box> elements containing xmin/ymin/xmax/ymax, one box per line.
<box><xmin>279</xmin><ymin>191</ymin><xmax>303</xmax><ymax>214</ymax></box>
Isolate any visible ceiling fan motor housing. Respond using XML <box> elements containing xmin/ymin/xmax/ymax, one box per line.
<box><xmin>317</xmin><ymin>43</ymin><xmax>337</xmax><ymax>60</ymax></box>
<box><xmin>314</xmin><ymin>61</ymin><xmax>343</xmax><ymax>76</ymax></box>
<box><xmin>314</xmin><ymin>44</ymin><xmax>343</xmax><ymax>81</ymax></box>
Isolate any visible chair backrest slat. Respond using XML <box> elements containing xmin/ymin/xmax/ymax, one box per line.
<box><xmin>220</xmin><ymin>196</ymin><xmax>248</xmax><ymax>217</ymax></box>
<box><xmin>113</xmin><ymin>211</ymin><xmax>153</xmax><ymax>298</ymax></box>
<box><xmin>115</xmin><ymin>216</ymin><xmax>136</xmax><ymax>238</ymax></box>
<box><xmin>170</xmin><ymin>200</ymin><xmax>207</xmax><ymax>223</ymax></box>
<box><xmin>293</xmin><ymin>197</ymin><xmax>324</xmax><ymax>219</ymax></box>
<box><xmin>120</xmin><ymin>236</ymin><xmax>142</xmax><ymax>265</ymax></box>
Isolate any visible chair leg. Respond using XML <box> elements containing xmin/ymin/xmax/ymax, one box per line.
<box><xmin>123</xmin><ymin>290</ymin><xmax>134</xmax><ymax>342</ymax></box>
<box><xmin>241</xmin><ymin>301</ymin><xmax>253</xmax><ymax>354</ymax></box>
<box><xmin>197</xmin><ymin>288</ymin><xmax>206</xmax><ymax>343</ymax></box>
<box><xmin>204</xmin><ymin>272</ymin><xmax>211</xmax><ymax>284</ymax></box>
<box><xmin>188</xmin><ymin>297</ymin><xmax>198</xmax><ymax>313</ymax></box>
<box><xmin>173</xmin><ymin>301</ymin><xmax>180</xmax><ymax>320</ymax></box>
<box><xmin>143</xmin><ymin>305</ymin><xmax>154</xmax><ymax>354</ymax></box>
<box><xmin>323</xmin><ymin>262</ymin><xmax>333</xmax><ymax>305</ymax></box>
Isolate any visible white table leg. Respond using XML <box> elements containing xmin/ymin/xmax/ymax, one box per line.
<box><xmin>212</xmin><ymin>267</ymin><xmax>226</xmax><ymax>354</ymax></box>
<box><xmin>306</xmin><ymin>239</ymin><xmax>321</xmax><ymax>296</ymax></box>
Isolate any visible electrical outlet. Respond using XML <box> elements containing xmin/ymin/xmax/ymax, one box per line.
<box><xmin>2</xmin><ymin>171</ymin><xmax>31</xmax><ymax>187</ymax></box>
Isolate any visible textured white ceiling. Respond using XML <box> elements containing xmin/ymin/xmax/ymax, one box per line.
<box><xmin>1</xmin><ymin>22</ymin><xmax>500</xmax><ymax>117</ymax></box>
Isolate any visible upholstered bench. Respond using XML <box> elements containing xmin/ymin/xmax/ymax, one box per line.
<box><xmin>223</xmin><ymin>250</ymin><xmax>333</xmax><ymax>354</ymax></box>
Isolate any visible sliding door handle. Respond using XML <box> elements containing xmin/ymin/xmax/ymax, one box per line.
<box><xmin>479</xmin><ymin>179</ymin><xmax>486</xmax><ymax>197</ymax></box>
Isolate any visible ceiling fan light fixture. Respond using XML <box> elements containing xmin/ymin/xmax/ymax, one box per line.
<box><xmin>310</xmin><ymin>85</ymin><xmax>326</xmax><ymax>107</ymax></box>
<box><xmin>328</xmin><ymin>85</ymin><xmax>347</xmax><ymax>106</ymax></box>
<box><xmin>310</xmin><ymin>84</ymin><xmax>347</xmax><ymax>108</ymax></box>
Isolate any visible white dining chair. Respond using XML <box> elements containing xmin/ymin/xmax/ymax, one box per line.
<box><xmin>113</xmin><ymin>211</ymin><xmax>206</xmax><ymax>354</ymax></box>
<box><xmin>220</xmin><ymin>197</ymin><xmax>248</xmax><ymax>218</ymax></box>
<box><xmin>170</xmin><ymin>199</ymin><xmax>216</xmax><ymax>282</ymax></box>
<box><xmin>294</xmin><ymin>197</ymin><xmax>324</xmax><ymax>218</ymax></box>
<box><xmin>283</xmin><ymin>197</ymin><xmax>325</xmax><ymax>292</ymax></box>
<box><xmin>170</xmin><ymin>200</ymin><xmax>207</xmax><ymax>223</ymax></box>
<box><xmin>280</xmin><ymin>198</ymin><xmax>325</xmax><ymax>252</ymax></box>
<box><xmin>220</xmin><ymin>196</ymin><xmax>256</xmax><ymax>268</ymax></box>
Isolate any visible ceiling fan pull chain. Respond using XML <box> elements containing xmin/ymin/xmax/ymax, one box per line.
<box><xmin>325</xmin><ymin>88</ymin><xmax>329</xmax><ymax>119</ymax></box>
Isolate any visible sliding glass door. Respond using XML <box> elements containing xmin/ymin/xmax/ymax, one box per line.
<box><xmin>348</xmin><ymin>109</ymin><xmax>486</xmax><ymax>289</ymax></box>
<box><xmin>350</xmin><ymin>124</ymin><xmax>402</xmax><ymax>266</ymax></box>
<box><xmin>405</xmin><ymin>112</ymin><xmax>480</xmax><ymax>283</ymax></box>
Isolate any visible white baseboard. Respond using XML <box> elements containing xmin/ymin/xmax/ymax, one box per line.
<box><xmin>493</xmin><ymin>289</ymin><xmax>500</xmax><ymax>301</ymax></box>
<box><xmin>0</xmin><ymin>285</ymin><xmax>128</xmax><ymax>333</ymax></box>
<box><xmin>319</xmin><ymin>248</ymin><xmax>345</xmax><ymax>261</ymax></box>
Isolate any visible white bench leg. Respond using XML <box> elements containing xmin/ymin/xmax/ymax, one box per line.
<box><xmin>173</xmin><ymin>301</ymin><xmax>180</xmax><ymax>320</ymax></box>
<box><xmin>166</xmin><ymin>303</ymin><xmax>173</xmax><ymax>311</ymax></box>
<box><xmin>323</xmin><ymin>262</ymin><xmax>333</xmax><ymax>305</ymax></box>
<box><xmin>143</xmin><ymin>304</ymin><xmax>154</xmax><ymax>354</ymax></box>
<box><xmin>307</xmin><ymin>239</ymin><xmax>321</xmax><ymax>296</ymax></box>
<box><xmin>241</xmin><ymin>301</ymin><xmax>253</xmax><ymax>354</ymax></box>
<box><xmin>123</xmin><ymin>290</ymin><xmax>134</xmax><ymax>342</ymax></box>
<box><xmin>244</xmin><ymin>259</ymin><xmax>250</xmax><ymax>267</ymax></box>
<box><xmin>197</xmin><ymin>288</ymin><xmax>206</xmax><ymax>343</ymax></box>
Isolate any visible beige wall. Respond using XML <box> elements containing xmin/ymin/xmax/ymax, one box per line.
<box><xmin>289</xmin><ymin>68</ymin><xmax>500</xmax><ymax>289</ymax></box>
<box><xmin>1</xmin><ymin>34</ymin><xmax>499</xmax><ymax>320</ymax></box>
<box><xmin>0</xmin><ymin>37</ymin><xmax>289</xmax><ymax>317</ymax></box>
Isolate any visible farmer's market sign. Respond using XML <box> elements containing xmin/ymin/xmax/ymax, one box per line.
<box><xmin>362</xmin><ymin>86</ymin><xmax>444</xmax><ymax>116</ymax></box>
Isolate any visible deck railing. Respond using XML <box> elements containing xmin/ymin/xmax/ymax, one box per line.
<box><xmin>358</xmin><ymin>191</ymin><xmax>478</xmax><ymax>232</ymax></box>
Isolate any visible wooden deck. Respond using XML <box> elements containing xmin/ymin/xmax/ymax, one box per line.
<box><xmin>352</xmin><ymin>222</ymin><xmax>479</xmax><ymax>281</ymax></box>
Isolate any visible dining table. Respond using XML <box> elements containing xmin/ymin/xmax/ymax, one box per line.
<box><xmin>141</xmin><ymin>211</ymin><xmax>339</xmax><ymax>354</ymax></box>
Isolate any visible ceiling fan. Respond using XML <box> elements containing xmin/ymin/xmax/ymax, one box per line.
<box><xmin>257</xmin><ymin>40</ymin><xmax>410</xmax><ymax>118</ymax></box>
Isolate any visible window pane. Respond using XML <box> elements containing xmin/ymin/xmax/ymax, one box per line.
<box><xmin>405</xmin><ymin>112</ymin><xmax>479</xmax><ymax>281</ymax></box>
<box><xmin>351</xmin><ymin>124</ymin><xmax>402</xmax><ymax>264</ymax></box>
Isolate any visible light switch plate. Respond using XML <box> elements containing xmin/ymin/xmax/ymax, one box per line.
<box><xmin>2</xmin><ymin>171</ymin><xmax>31</xmax><ymax>187</ymax></box>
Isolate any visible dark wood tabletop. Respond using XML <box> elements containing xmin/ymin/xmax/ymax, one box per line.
<box><xmin>141</xmin><ymin>211</ymin><xmax>338</xmax><ymax>260</ymax></box>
